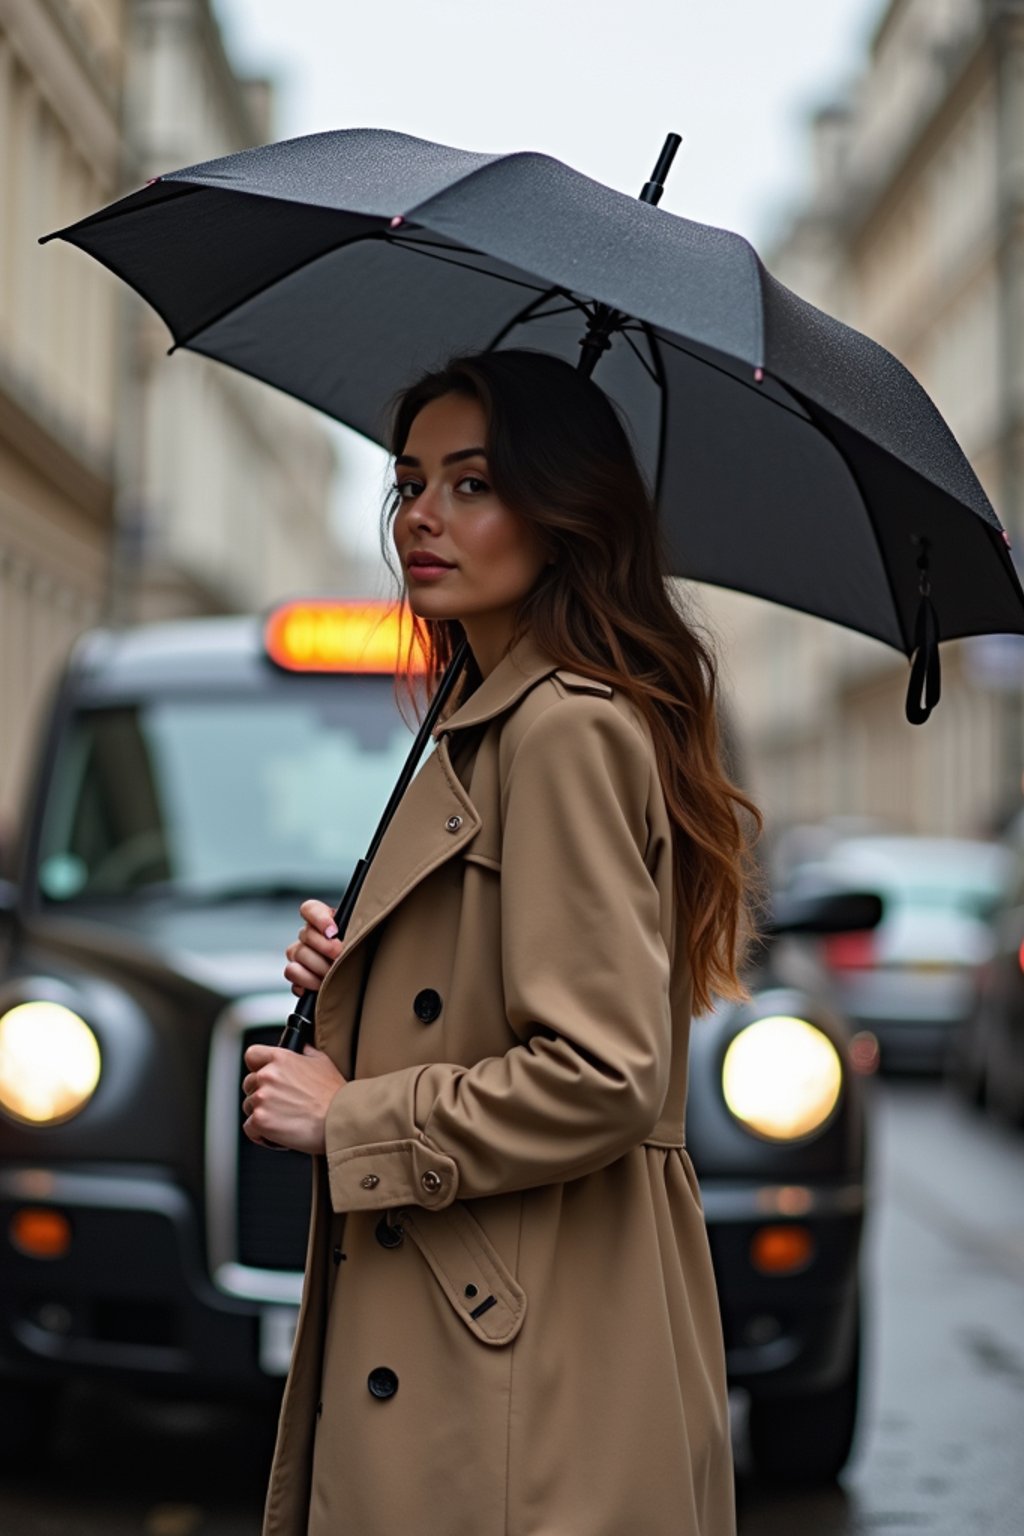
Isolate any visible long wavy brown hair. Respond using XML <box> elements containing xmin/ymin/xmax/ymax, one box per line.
<box><xmin>382</xmin><ymin>349</ymin><xmax>765</xmax><ymax>1014</ymax></box>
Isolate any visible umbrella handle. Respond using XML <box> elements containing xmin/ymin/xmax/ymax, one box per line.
<box><xmin>277</xmin><ymin>637</ymin><xmax>471</xmax><ymax>1052</ymax></box>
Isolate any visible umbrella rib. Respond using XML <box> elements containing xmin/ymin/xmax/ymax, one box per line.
<box><xmin>515</xmin><ymin>303</ymin><xmax>586</xmax><ymax>319</ymax></box>
<box><xmin>388</xmin><ymin>236</ymin><xmax>554</xmax><ymax>296</ymax></box>
<box><xmin>40</xmin><ymin>178</ymin><xmax>200</xmax><ymax>242</ymax></box>
<box><xmin>654</xmin><ymin>326</ymin><xmax>911</xmax><ymax>652</ymax></box>
<box><xmin>796</xmin><ymin>400</ymin><xmax>911</xmax><ymax>654</ymax></box>
<box><xmin>652</xmin><ymin>329</ymin><xmax>822</xmax><ymax>430</ymax></box>
<box><xmin>638</xmin><ymin>323</ymin><xmax>669</xmax><ymax>508</ymax></box>
<box><xmin>611</xmin><ymin>325</ymin><xmax>660</xmax><ymax>387</ymax></box>
<box><xmin>171</xmin><ymin>227</ymin><xmax>396</xmax><ymax>350</ymax></box>
<box><xmin>484</xmin><ymin>286</ymin><xmax>594</xmax><ymax>352</ymax></box>
<box><xmin>172</xmin><ymin>229</ymin><xmax>552</xmax><ymax>352</ymax></box>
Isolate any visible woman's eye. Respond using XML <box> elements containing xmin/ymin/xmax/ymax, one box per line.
<box><xmin>392</xmin><ymin>475</ymin><xmax>487</xmax><ymax>500</ymax></box>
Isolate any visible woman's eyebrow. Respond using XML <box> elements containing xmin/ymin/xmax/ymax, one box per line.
<box><xmin>394</xmin><ymin>446</ymin><xmax>487</xmax><ymax>468</ymax></box>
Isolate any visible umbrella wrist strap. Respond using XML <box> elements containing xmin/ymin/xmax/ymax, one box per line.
<box><xmin>905</xmin><ymin>589</ymin><xmax>941</xmax><ymax>725</ymax></box>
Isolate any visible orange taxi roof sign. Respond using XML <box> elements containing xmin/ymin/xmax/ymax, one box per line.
<box><xmin>264</xmin><ymin>601</ymin><xmax>428</xmax><ymax>674</ymax></box>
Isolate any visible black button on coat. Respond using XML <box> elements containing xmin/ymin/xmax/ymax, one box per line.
<box><xmin>375</xmin><ymin>1216</ymin><xmax>404</xmax><ymax>1249</ymax></box>
<box><xmin>367</xmin><ymin>1367</ymin><xmax>399</xmax><ymax>1400</ymax></box>
<box><xmin>413</xmin><ymin>988</ymin><xmax>442</xmax><ymax>1023</ymax></box>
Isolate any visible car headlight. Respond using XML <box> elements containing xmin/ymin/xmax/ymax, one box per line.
<box><xmin>0</xmin><ymin>1001</ymin><xmax>101</xmax><ymax>1125</ymax></box>
<box><xmin>722</xmin><ymin>1015</ymin><xmax>842</xmax><ymax>1141</ymax></box>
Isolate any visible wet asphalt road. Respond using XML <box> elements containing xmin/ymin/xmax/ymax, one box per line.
<box><xmin>1</xmin><ymin>1078</ymin><xmax>1022</xmax><ymax>1535</ymax></box>
<box><xmin>737</xmin><ymin>1078</ymin><xmax>1024</xmax><ymax>1534</ymax></box>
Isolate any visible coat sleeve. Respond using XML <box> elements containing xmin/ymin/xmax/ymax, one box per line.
<box><xmin>321</xmin><ymin>695</ymin><xmax>675</xmax><ymax>1213</ymax></box>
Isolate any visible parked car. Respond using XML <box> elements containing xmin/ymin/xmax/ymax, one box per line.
<box><xmin>950</xmin><ymin>839</ymin><xmax>1024</xmax><ymax>1123</ymax></box>
<box><xmin>0</xmin><ymin>604</ymin><xmax>878</xmax><ymax>1484</ymax></box>
<box><xmin>778</xmin><ymin>834</ymin><xmax>1013</xmax><ymax>1073</ymax></box>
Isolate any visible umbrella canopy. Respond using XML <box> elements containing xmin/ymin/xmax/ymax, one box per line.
<box><xmin>43</xmin><ymin>126</ymin><xmax>1024</xmax><ymax>722</ymax></box>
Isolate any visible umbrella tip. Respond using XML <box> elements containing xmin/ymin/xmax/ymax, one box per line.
<box><xmin>753</xmin><ymin>366</ymin><xmax>765</xmax><ymax>383</ymax></box>
<box><xmin>1003</xmin><ymin>529</ymin><xmax>1013</xmax><ymax>550</ymax></box>
<box><xmin>389</xmin><ymin>215</ymin><xmax>404</xmax><ymax>229</ymax></box>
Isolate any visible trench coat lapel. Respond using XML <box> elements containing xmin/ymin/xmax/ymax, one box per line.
<box><xmin>314</xmin><ymin>634</ymin><xmax>560</xmax><ymax>1068</ymax></box>
<box><xmin>313</xmin><ymin>739</ymin><xmax>476</xmax><ymax>1068</ymax></box>
<box><xmin>345</xmin><ymin>630</ymin><xmax>560</xmax><ymax>950</ymax></box>
<box><xmin>343</xmin><ymin>737</ymin><xmax>479</xmax><ymax>952</ymax></box>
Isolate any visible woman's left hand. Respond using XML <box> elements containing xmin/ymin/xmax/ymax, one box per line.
<box><xmin>241</xmin><ymin>1044</ymin><xmax>347</xmax><ymax>1153</ymax></box>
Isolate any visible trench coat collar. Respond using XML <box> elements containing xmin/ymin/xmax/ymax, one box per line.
<box><xmin>439</xmin><ymin>631</ymin><xmax>560</xmax><ymax>735</ymax></box>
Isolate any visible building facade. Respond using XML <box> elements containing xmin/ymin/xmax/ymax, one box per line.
<box><xmin>0</xmin><ymin>0</ymin><xmax>125</xmax><ymax>839</ymax></box>
<box><xmin>721</xmin><ymin>0</ymin><xmax>1024</xmax><ymax>839</ymax></box>
<box><xmin>0</xmin><ymin>0</ymin><xmax>345</xmax><ymax>840</ymax></box>
<box><xmin>120</xmin><ymin>0</ymin><xmax>342</xmax><ymax>623</ymax></box>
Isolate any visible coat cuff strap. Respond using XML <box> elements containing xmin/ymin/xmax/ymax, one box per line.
<box><xmin>324</xmin><ymin>1067</ymin><xmax>458</xmax><ymax>1211</ymax></box>
<box><xmin>326</xmin><ymin>1137</ymin><xmax>458</xmax><ymax>1212</ymax></box>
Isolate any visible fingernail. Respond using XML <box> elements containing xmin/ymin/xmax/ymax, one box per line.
<box><xmin>325</xmin><ymin>924</ymin><xmax>338</xmax><ymax>939</ymax></box>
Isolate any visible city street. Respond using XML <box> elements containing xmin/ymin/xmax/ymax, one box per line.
<box><xmin>736</xmin><ymin>1077</ymin><xmax>1024</xmax><ymax>1534</ymax></box>
<box><xmin>0</xmin><ymin>1078</ymin><xmax>1022</xmax><ymax>1534</ymax></box>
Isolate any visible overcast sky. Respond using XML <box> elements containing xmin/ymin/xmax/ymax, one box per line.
<box><xmin>211</xmin><ymin>0</ymin><xmax>885</xmax><ymax>579</ymax></box>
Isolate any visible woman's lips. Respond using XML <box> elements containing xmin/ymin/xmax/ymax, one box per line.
<box><xmin>406</xmin><ymin>555</ymin><xmax>456</xmax><ymax>580</ymax></box>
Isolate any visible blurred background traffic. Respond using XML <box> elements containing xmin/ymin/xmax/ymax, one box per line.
<box><xmin>3</xmin><ymin>2</ymin><xmax>1024</xmax><ymax>1533</ymax></box>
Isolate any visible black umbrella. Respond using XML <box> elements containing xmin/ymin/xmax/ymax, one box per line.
<box><xmin>42</xmin><ymin>126</ymin><xmax>1024</xmax><ymax>689</ymax></box>
<box><xmin>42</xmin><ymin>127</ymin><xmax>1024</xmax><ymax>1047</ymax></box>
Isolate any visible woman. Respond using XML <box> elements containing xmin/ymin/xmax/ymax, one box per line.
<box><xmin>241</xmin><ymin>349</ymin><xmax>763</xmax><ymax>1536</ymax></box>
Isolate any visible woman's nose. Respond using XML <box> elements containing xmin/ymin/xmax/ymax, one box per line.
<box><xmin>407</xmin><ymin>486</ymin><xmax>443</xmax><ymax>533</ymax></box>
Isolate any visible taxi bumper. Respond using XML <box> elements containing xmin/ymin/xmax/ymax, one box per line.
<box><xmin>0</xmin><ymin>1165</ymin><xmax>295</xmax><ymax>1395</ymax></box>
<box><xmin>702</xmin><ymin>1178</ymin><xmax>864</xmax><ymax>1395</ymax></box>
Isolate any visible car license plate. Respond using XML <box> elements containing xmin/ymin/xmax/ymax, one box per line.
<box><xmin>260</xmin><ymin>1305</ymin><xmax>299</xmax><ymax>1375</ymax></box>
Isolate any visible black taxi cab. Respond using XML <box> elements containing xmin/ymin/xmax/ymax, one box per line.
<box><xmin>0</xmin><ymin>601</ymin><xmax>876</xmax><ymax>1483</ymax></box>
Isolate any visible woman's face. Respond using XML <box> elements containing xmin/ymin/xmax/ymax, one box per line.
<box><xmin>392</xmin><ymin>393</ymin><xmax>549</xmax><ymax>653</ymax></box>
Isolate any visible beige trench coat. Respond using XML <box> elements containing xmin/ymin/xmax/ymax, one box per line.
<box><xmin>262</xmin><ymin>633</ymin><xmax>736</xmax><ymax>1536</ymax></box>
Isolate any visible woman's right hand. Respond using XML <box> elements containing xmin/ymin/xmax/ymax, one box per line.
<box><xmin>284</xmin><ymin>899</ymin><xmax>344</xmax><ymax>995</ymax></box>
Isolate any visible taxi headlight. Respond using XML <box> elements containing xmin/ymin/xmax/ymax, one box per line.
<box><xmin>0</xmin><ymin>1001</ymin><xmax>101</xmax><ymax>1125</ymax></box>
<box><xmin>722</xmin><ymin>1015</ymin><xmax>842</xmax><ymax>1141</ymax></box>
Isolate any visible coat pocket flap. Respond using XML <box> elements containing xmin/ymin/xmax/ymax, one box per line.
<box><xmin>397</xmin><ymin>1203</ymin><xmax>526</xmax><ymax>1347</ymax></box>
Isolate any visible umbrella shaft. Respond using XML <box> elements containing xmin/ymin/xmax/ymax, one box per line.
<box><xmin>578</xmin><ymin>303</ymin><xmax>621</xmax><ymax>378</ymax></box>
<box><xmin>277</xmin><ymin>640</ymin><xmax>471</xmax><ymax>1053</ymax></box>
<box><xmin>580</xmin><ymin>132</ymin><xmax>681</xmax><ymax>376</ymax></box>
<box><xmin>641</xmin><ymin>132</ymin><xmax>682</xmax><ymax>206</ymax></box>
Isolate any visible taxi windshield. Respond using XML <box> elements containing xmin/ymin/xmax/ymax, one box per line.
<box><xmin>35</xmin><ymin>682</ymin><xmax>418</xmax><ymax>904</ymax></box>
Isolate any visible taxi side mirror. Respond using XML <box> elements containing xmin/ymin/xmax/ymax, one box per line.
<box><xmin>768</xmin><ymin>886</ymin><xmax>883</xmax><ymax>937</ymax></box>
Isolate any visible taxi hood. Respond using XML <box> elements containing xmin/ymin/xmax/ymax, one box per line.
<box><xmin>14</xmin><ymin>897</ymin><xmax>304</xmax><ymax>1003</ymax></box>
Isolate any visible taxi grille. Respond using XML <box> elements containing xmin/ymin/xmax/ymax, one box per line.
<box><xmin>235</xmin><ymin>1025</ymin><xmax>312</xmax><ymax>1272</ymax></box>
